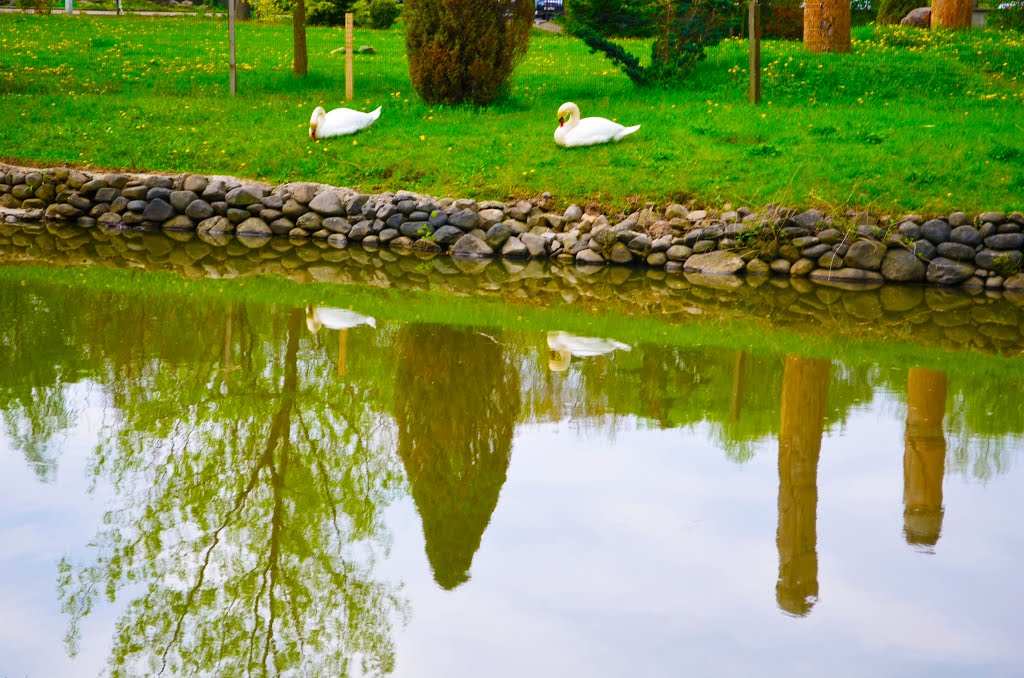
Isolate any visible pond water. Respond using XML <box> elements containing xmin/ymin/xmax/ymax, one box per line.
<box><xmin>1</xmin><ymin>224</ymin><xmax>1024</xmax><ymax>677</ymax></box>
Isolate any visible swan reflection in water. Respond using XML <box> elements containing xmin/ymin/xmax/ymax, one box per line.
<box><xmin>546</xmin><ymin>331</ymin><xmax>631</xmax><ymax>372</ymax></box>
<box><xmin>306</xmin><ymin>306</ymin><xmax>377</xmax><ymax>376</ymax></box>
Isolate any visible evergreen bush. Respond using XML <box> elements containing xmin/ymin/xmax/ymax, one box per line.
<box><xmin>761</xmin><ymin>0</ymin><xmax>803</xmax><ymax>39</ymax></box>
<box><xmin>368</xmin><ymin>0</ymin><xmax>401</xmax><ymax>28</ymax></box>
<box><xmin>570</xmin><ymin>0</ymin><xmax>735</xmax><ymax>86</ymax></box>
<box><xmin>876</xmin><ymin>0</ymin><xmax>921</xmax><ymax>24</ymax></box>
<box><xmin>565</xmin><ymin>0</ymin><xmax>657</xmax><ymax>37</ymax></box>
<box><xmin>306</xmin><ymin>0</ymin><xmax>354</xmax><ymax>26</ymax></box>
<box><xmin>990</xmin><ymin>2</ymin><xmax>1024</xmax><ymax>31</ymax></box>
<box><xmin>404</xmin><ymin>0</ymin><xmax>533</xmax><ymax>105</ymax></box>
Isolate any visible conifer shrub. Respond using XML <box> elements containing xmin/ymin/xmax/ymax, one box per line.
<box><xmin>565</xmin><ymin>0</ymin><xmax>657</xmax><ymax>37</ymax></box>
<box><xmin>761</xmin><ymin>0</ymin><xmax>803</xmax><ymax>39</ymax></box>
<box><xmin>368</xmin><ymin>0</ymin><xmax>401</xmax><ymax>28</ymax></box>
<box><xmin>570</xmin><ymin>0</ymin><xmax>734</xmax><ymax>85</ymax></box>
<box><xmin>877</xmin><ymin>0</ymin><xmax>922</xmax><ymax>24</ymax></box>
<box><xmin>306</xmin><ymin>0</ymin><xmax>353</xmax><ymax>26</ymax></box>
<box><xmin>991</xmin><ymin>2</ymin><xmax>1024</xmax><ymax>32</ymax></box>
<box><xmin>404</xmin><ymin>0</ymin><xmax>533</xmax><ymax>105</ymax></box>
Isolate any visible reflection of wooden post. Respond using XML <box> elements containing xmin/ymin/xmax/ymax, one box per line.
<box><xmin>729</xmin><ymin>351</ymin><xmax>747</xmax><ymax>422</ymax></box>
<box><xmin>345</xmin><ymin>13</ymin><xmax>354</xmax><ymax>101</ymax></box>
<box><xmin>777</xmin><ymin>355</ymin><xmax>829</xmax><ymax>617</ymax></box>
<box><xmin>337</xmin><ymin>329</ymin><xmax>348</xmax><ymax>377</ymax></box>
<box><xmin>223</xmin><ymin>311</ymin><xmax>233</xmax><ymax>371</ymax></box>
<box><xmin>904</xmin><ymin>369</ymin><xmax>947</xmax><ymax>548</ymax></box>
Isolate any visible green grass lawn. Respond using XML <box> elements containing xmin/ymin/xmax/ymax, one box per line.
<box><xmin>1</xmin><ymin>13</ymin><xmax>1022</xmax><ymax>213</ymax></box>
<box><xmin>5</xmin><ymin>0</ymin><xmax>204</xmax><ymax>12</ymax></box>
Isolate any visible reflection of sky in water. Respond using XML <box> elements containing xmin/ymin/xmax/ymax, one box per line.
<box><xmin>0</xmin><ymin>383</ymin><xmax>117</xmax><ymax>677</ymax></box>
<box><xmin>382</xmin><ymin>414</ymin><xmax>1024</xmax><ymax>678</ymax></box>
<box><xmin>6</xmin><ymin>384</ymin><xmax>1020</xmax><ymax>676</ymax></box>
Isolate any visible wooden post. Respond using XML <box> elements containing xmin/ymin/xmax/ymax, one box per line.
<box><xmin>228</xmin><ymin>0</ymin><xmax>237</xmax><ymax>95</ymax></box>
<box><xmin>345</xmin><ymin>12</ymin><xmax>354</xmax><ymax>101</ymax></box>
<box><xmin>749</xmin><ymin>1</ymin><xmax>761</xmax><ymax>104</ymax></box>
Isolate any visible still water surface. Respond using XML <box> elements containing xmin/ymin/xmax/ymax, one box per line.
<box><xmin>1</xmin><ymin>231</ymin><xmax>1024</xmax><ymax>676</ymax></box>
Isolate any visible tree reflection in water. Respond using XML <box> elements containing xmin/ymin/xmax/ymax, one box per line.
<box><xmin>57</xmin><ymin>307</ymin><xmax>407</xmax><ymax>676</ymax></box>
<box><xmin>0</xmin><ymin>287</ymin><xmax>81</xmax><ymax>482</ymax></box>
<box><xmin>394</xmin><ymin>325</ymin><xmax>521</xmax><ymax>590</ymax></box>
<box><xmin>904</xmin><ymin>368</ymin><xmax>948</xmax><ymax>550</ymax></box>
<box><xmin>776</xmin><ymin>356</ymin><xmax>830</xmax><ymax>617</ymax></box>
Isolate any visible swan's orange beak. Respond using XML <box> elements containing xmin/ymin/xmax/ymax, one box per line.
<box><xmin>310</xmin><ymin>131</ymin><xmax>315</xmax><ymax>140</ymax></box>
<box><xmin>558</xmin><ymin>116</ymin><xmax>564</xmax><ymax>127</ymax></box>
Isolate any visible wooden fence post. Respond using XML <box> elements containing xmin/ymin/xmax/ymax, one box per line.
<box><xmin>228</xmin><ymin>0</ymin><xmax>237</xmax><ymax>95</ymax></box>
<box><xmin>345</xmin><ymin>13</ymin><xmax>354</xmax><ymax>101</ymax></box>
<box><xmin>749</xmin><ymin>1</ymin><xmax>761</xmax><ymax>104</ymax></box>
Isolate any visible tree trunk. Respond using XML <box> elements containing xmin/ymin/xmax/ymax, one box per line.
<box><xmin>932</xmin><ymin>0</ymin><xmax>972</xmax><ymax>28</ymax></box>
<box><xmin>803</xmin><ymin>0</ymin><xmax>850</xmax><ymax>54</ymax></box>
<box><xmin>293</xmin><ymin>0</ymin><xmax>308</xmax><ymax>77</ymax></box>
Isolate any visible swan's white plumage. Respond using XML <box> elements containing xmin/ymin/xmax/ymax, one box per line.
<box><xmin>306</xmin><ymin>306</ymin><xmax>377</xmax><ymax>333</ymax></box>
<box><xmin>553</xmin><ymin>102</ymin><xmax>639</xmax><ymax>147</ymax></box>
<box><xmin>547</xmin><ymin>331</ymin><xmax>631</xmax><ymax>356</ymax></box>
<box><xmin>309</xmin><ymin>105</ymin><xmax>381</xmax><ymax>139</ymax></box>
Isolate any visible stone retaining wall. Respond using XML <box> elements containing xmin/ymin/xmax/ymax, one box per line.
<box><xmin>2</xmin><ymin>163</ymin><xmax>1023</xmax><ymax>289</ymax></box>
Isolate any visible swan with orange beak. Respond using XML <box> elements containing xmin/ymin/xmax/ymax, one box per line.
<box><xmin>308</xmin><ymin>105</ymin><xmax>382</xmax><ymax>140</ymax></box>
<box><xmin>554</xmin><ymin>102</ymin><xmax>640</xmax><ymax>147</ymax></box>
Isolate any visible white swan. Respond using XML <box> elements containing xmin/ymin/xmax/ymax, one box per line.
<box><xmin>547</xmin><ymin>331</ymin><xmax>631</xmax><ymax>371</ymax></box>
<box><xmin>554</xmin><ymin>102</ymin><xmax>640</xmax><ymax>148</ymax></box>
<box><xmin>305</xmin><ymin>305</ymin><xmax>377</xmax><ymax>333</ymax></box>
<box><xmin>309</xmin><ymin>105</ymin><xmax>381</xmax><ymax>140</ymax></box>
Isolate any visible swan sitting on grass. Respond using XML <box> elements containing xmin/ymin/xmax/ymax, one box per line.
<box><xmin>554</xmin><ymin>102</ymin><xmax>640</xmax><ymax>147</ymax></box>
<box><xmin>309</xmin><ymin>105</ymin><xmax>381</xmax><ymax>140</ymax></box>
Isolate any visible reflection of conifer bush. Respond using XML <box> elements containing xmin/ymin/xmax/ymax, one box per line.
<box><xmin>394</xmin><ymin>325</ymin><xmax>520</xmax><ymax>590</ymax></box>
<box><xmin>403</xmin><ymin>0</ymin><xmax>533</xmax><ymax>104</ymax></box>
<box><xmin>569</xmin><ymin>0</ymin><xmax>735</xmax><ymax>85</ymax></box>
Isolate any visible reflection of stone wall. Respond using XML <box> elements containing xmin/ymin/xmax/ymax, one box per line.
<box><xmin>3</xmin><ymin>163</ymin><xmax>1024</xmax><ymax>288</ymax></box>
<box><xmin>3</xmin><ymin>220</ymin><xmax>1024</xmax><ymax>358</ymax></box>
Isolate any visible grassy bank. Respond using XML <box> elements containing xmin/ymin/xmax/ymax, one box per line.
<box><xmin>1</xmin><ymin>13</ymin><xmax>1022</xmax><ymax>213</ymax></box>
